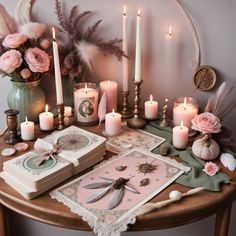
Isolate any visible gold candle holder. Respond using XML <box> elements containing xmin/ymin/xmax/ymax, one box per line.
<box><xmin>4</xmin><ymin>109</ymin><xmax>21</xmax><ymax>144</ymax></box>
<box><xmin>121</xmin><ymin>91</ymin><xmax>133</xmax><ymax>119</ymax></box>
<box><xmin>127</xmin><ymin>80</ymin><xmax>146</xmax><ymax>129</ymax></box>
<box><xmin>57</xmin><ymin>103</ymin><xmax>65</xmax><ymax>130</ymax></box>
<box><xmin>159</xmin><ymin>98</ymin><xmax>169</xmax><ymax>127</ymax></box>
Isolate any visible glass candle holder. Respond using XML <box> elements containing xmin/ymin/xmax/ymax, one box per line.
<box><xmin>74</xmin><ymin>83</ymin><xmax>99</xmax><ymax>126</ymax></box>
<box><xmin>173</xmin><ymin>97</ymin><xmax>199</xmax><ymax>130</ymax></box>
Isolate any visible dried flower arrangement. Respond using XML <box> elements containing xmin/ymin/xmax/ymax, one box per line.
<box><xmin>55</xmin><ymin>0</ymin><xmax>125</xmax><ymax>80</ymax></box>
<box><xmin>0</xmin><ymin>4</ymin><xmax>52</xmax><ymax>82</ymax></box>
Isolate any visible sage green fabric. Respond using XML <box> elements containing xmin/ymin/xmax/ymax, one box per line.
<box><xmin>143</xmin><ymin>121</ymin><xmax>231</xmax><ymax>192</ymax></box>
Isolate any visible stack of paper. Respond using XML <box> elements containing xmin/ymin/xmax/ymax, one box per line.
<box><xmin>0</xmin><ymin>126</ymin><xmax>106</xmax><ymax>199</ymax></box>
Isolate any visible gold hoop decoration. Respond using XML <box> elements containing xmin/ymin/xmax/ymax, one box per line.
<box><xmin>193</xmin><ymin>66</ymin><xmax>217</xmax><ymax>91</ymax></box>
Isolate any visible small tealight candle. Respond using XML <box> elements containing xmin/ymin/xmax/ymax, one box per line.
<box><xmin>21</xmin><ymin>117</ymin><xmax>35</xmax><ymax>141</ymax></box>
<box><xmin>64</xmin><ymin>106</ymin><xmax>72</xmax><ymax>117</ymax></box>
<box><xmin>145</xmin><ymin>95</ymin><xmax>158</xmax><ymax>120</ymax></box>
<box><xmin>105</xmin><ymin>109</ymin><xmax>121</xmax><ymax>136</ymax></box>
<box><xmin>39</xmin><ymin>105</ymin><xmax>54</xmax><ymax>131</ymax></box>
<box><xmin>172</xmin><ymin>121</ymin><xmax>189</xmax><ymax>149</ymax></box>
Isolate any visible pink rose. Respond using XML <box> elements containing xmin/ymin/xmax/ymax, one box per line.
<box><xmin>0</xmin><ymin>50</ymin><xmax>23</xmax><ymax>73</ymax></box>
<box><xmin>24</xmin><ymin>47</ymin><xmax>50</xmax><ymax>73</ymax></box>
<box><xmin>20</xmin><ymin>68</ymin><xmax>31</xmax><ymax>79</ymax></box>
<box><xmin>203</xmin><ymin>162</ymin><xmax>220</xmax><ymax>176</ymax></box>
<box><xmin>2</xmin><ymin>33</ymin><xmax>27</xmax><ymax>49</ymax></box>
<box><xmin>191</xmin><ymin>112</ymin><xmax>222</xmax><ymax>134</ymax></box>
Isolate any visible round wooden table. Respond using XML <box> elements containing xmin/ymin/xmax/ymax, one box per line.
<box><xmin>0</xmin><ymin>126</ymin><xmax>235</xmax><ymax>236</ymax></box>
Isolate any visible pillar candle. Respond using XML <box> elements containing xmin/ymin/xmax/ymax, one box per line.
<box><xmin>21</xmin><ymin>117</ymin><xmax>35</xmax><ymax>141</ymax></box>
<box><xmin>134</xmin><ymin>9</ymin><xmax>141</xmax><ymax>82</ymax></box>
<box><xmin>64</xmin><ymin>106</ymin><xmax>72</xmax><ymax>117</ymax></box>
<box><xmin>173</xmin><ymin>97</ymin><xmax>198</xmax><ymax>129</ymax></box>
<box><xmin>145</xmin><ymin>95</ymin><xmax>158</xmax><ymax>120</ymax></box>
<box><xmin>39</xmin><ymin>105</ymin><xmax>54</xmax><ymax>131</ymax></box>
<box><xmin>52</xmin><ymin>27</ymin><xmax>64</xmax><ymax>105</ymax></box>
<box><xmin>123</xmin><ymin>5</ymin><xmax>128</xmax><ymax>92</ymax></box>
<box><xmin>105</xmin><ymin>109</ymin><xmax>121</xmax><ymax>136</ymax></box>
<box><xmin>74</xmin><ymin>83</ymin><xmax>99</xmax><ymax>125</ymax></box>
<box><xmin>99</xmin><ymin>80</ymin><xmax>117</xmax><ymax>112</ymax></box>
<box><xmin>172</xmin><ymin>121</ymin><xmax>189</xmax><ymax>149</ymax></box>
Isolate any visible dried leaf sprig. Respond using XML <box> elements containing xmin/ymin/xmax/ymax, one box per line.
<box><xmin>55</xmin><ymin>0</ymin><xmax>126</xmax><ymax>80</ymax></box>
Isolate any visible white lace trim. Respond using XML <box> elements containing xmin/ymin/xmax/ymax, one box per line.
<box><xmin>50</xmin><ymin>191</ymin><xmax>136</xmax><ymax>236</ymax></box>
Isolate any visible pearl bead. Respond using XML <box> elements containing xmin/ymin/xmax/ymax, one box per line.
<box><xmin>169</xmin><ymin>190</ymin><xmax>182</xmax><ymax>200</ymax></box>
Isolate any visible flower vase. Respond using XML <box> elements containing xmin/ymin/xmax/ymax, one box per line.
<box><xmin>62</xmin><ymin>76</ymin><xmax>77</xmax><ymax>107</ymax></box>
<box><xmin>7</xmin><ymin>80</ymin><xmax>46</xmax><ymax>123</ymax></box>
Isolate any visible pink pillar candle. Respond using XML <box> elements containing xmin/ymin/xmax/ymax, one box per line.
<box><xmin>145</xmin><ymin>95</ymin><xmax>158</xmax><ymax>120</ymax></box>
<box><xmin>173</xmin><ymin>97</ymin><xmax>198</xmax><ymax>129</ymax></box>
<box><xmin>105</xmin><ymin>110</ymin><xmax>121</xmax><ymax>136</ymax></box>
<box><xmin>64</xmin><ymin>106</ymin><xmax>72</xmax><ymax>117</ymax></box>
<box><xmin>21</xmin><ymin>117</ymin><xmax>35</xmax><ymax>141</ymax></box>
<box><xmin>99</xmin><ymin>80</ymin><xmax>117</xmax><ymax>112</ymax></box>
<box><xmin>172</xmin><ymin>121</ymin><xmax>189</xmax><ymax>149</ymax></box>
<box><xmin>39</xmin><ymin>105</ymin><xmax>54</xmax><ymax>131</ymax></box>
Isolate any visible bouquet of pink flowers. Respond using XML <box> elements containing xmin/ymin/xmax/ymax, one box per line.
<box><xmin>0</xmin><ymin>22</ymin><xmax>51</xmax><ymax>82</ymax></box>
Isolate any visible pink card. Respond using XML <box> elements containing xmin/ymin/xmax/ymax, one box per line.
<box><xmin>50</xmin><ymin>149</ymin><xmax>190</xmax><ymax>235</ymax></box>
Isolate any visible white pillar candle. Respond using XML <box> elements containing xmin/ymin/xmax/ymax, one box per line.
<box><xmin>64</xmin><ymin>106</ymin><xmax>72</xmax><ymax>117</ymax></box>
<box><xmin>74</xmin><ymin>83</ymin><xmax>99</xmax><ymax>125</ymax></box>
<box><xmin>105</xmin><ymin>109</ymin><xmax>121</xmax><ymax>136</ymax></box>
<box><xmin>145</xmin><ymin>95</ymin><xmax>158</xmax><ymax>120</ymax></box>
<box><xmin>39</xmin><ymin>105</ymin><xmax>54</xmax><ymax>131</ymax></box>
<box><xmin>123</xmin><ymin>5</ymin><xmax>128</xmax><ymax>92</ymax></box>
<box><xmin>134</xmin><ymin>9</ymin><xmax>141</xmax><ymax>82</ymax></box>
<box><xmin>173</xmin><ymin>121</ymin><xmax>189</xmax><ymax>149</ymax></box>
<box><xmin>99</xmin><ymin>80</ymin><xmax>117</xmax><ymax>112</ymax></box>
<box><xmin>52</xmin><ymin>27</ymin><xmax>64</xmax><ymax>105</ymax></box>
<box><xmin>173</xmin><ymin>97</ymin><xmax>198</xmax><ymax>129</ymax></box>
<box><xmin>21</xmin><ymin>117</ymin><xmax>35</xmax><ymax>141</ymax></box>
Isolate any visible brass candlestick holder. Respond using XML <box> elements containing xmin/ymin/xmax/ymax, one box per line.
<box><xmin>121</xmin><ymin>91</ymin><xmax>133</xmax><ymax>119</ymax></box>
<box><xmin>57</xmin><ymin>103</ymin><xmax>65</xmax><ymax>130</ymax></box>
<box><xmin>159</xmin><ymin>99</ymin><xmax>169</xmax><ymax>127</ymax></box>
<box><xmin>127</xmin><ymin>80</ymin><xmax>146</xmax><ymax>129</ymax></box>
<box><xmin>4</xmin><ymin>109</ymin><xmax>21</xmax><ymax>145</ymax></box>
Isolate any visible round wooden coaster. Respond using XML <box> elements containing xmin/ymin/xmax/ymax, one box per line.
<box><xmin>1</xmin><ymin>148</ymin><xmax>16</xmax><ymax>157</ymax></box>
<box><xmin>193</xmin><ymin>65</ymin><xmax>216</xmax><ymax>91</ymax></box>
<box><xmin>14</xmin><ymin>142</ymin><xmax>29</xmax><ymax>152</ymax></box>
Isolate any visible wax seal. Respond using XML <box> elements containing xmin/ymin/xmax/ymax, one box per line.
<box><xmin>14</xmin><ymin>142</ymin><xmax>29</xmax><ymax>152</ymax></box>
<box><xmin>1</xmin><ymin>148</ymin><xmax>16</xmax><ymax>157</ymax></box>
<box><xmin>193</xmin><ymin>65</ymin><xmax>216</xmax><ymax>91</ymax></box>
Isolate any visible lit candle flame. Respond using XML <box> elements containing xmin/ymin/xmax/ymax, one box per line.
<box><xmin>85</xmin><ymin>83</ymin><xmax>88</xmax><ymax>94</ymax></box>
<box><xmin>107</xmin><ymin>80</ymin><xmax>110</xmax><ymax>86</ymax></box>
<box><xmin>165</xmin><ymin>98</ymin><xmax>169</xmax><ymax>103</ymax></box>
<box><xmin>150</xmin><ymin>94</ymin><xmax>153</xmax><ymax>103</ymax></box>
<box><xmin>168</xmin><ymin>26</ymin><xmax>172</xmax><ymax>36</ymax></box>
<box><xmin>52</xmin><ymin>27</ymin><xmax>56</xmax><ymax>40</ymax></box>
<box><xmin>25</xmin><ymin>116</ymin><xmax>28</xmax><ymax>124</ymax></box>
<box><xmin>180</xmin><ymin>120</ymin><xmax>184</xmax><ymax>129</ymax></box>
<box><xmin>45</xmin><ymin>104</ymin><xmax>48</xmax><ymax>114</ymax></box>
<box><xmin>184</xmin><ymin>97</ymin><xmax>187</xmax><ymax>110</ymax></box>
<box><xmin>138</xmin><ymin>9</ymin><xmax>141</xmax><ymax>16</ymax></box>
<box><xmin>112</xmin><ymin>109</ymin><xmax>115</xmax><ymax>117</ymax></box>
<box><xmin>123</xmin><ymin>5</ymin><xmax>126</xmax><ymax>15</ymax></box>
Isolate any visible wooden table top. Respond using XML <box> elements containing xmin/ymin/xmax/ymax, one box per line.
<box><xmin>0</xmin><ymin>125</ymin><xmax>236</xmax><ymax>232</ymax></box>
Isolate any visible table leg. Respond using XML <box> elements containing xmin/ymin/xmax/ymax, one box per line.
<box><xmin>214</xmin><ymin>204</ymin><xmax>232</xmax><ymax>236</ymax></box>
<box><xmin>0</xmin><ymin>204</ymin><xmax>7</xmax><ymax>236</ymax></box>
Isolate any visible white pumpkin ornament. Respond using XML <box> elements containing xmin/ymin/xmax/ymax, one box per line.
<box><xmin>192</xmin><ymin>134</ymin><xmax>220</xmax><ymax>160</ymax></box>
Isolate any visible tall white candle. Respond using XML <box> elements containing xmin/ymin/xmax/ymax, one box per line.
<box><xmin>134</xmin><ymin>9</ymin><xmax>141</xmax><ymax>82</ymax></box>
<box><xmin>123</xmin><ymin>5</ymin><xmax>128</xmax><ymax>92</ymax></box>
<box><xmin>52</xmin><ymin>27</ymin><xmax>64</xmax><ymax>105</ymax></box>
<box><xmin>145</xmin><ymin>95</ymin><xmax>158</xmax><ymax>120</ymax></box>
<box><xmin>99</xmin><ymin>80</ymin><xmax>118</xmax><ymax>112</ymax></box>
<box><xmin>21</xmin><ymin>117</ymin><xmax>35</xmax><ymax>141</ymax></box>
<box><xmin>39</xmin><ymin>105</ymin><xmax>54</xmax><ymax>131</ymax></box>
<box><xmin>105</xmin><ymin>109</ymin><xmax>121</xmax><ymax>136</ymax></box>
<box><xmin>173</xmin><ymin>121</ymin><xmax>189</xmax><ymax>149</ymax></box>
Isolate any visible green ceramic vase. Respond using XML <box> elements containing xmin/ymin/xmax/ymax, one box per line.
<box><xmin>7</xmin><ymin>80</ymin><xmax>46</xmax><ymax>123</ymax></box>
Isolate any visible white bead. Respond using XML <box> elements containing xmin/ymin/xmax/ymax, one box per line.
<box><xmin>169</xmin><ymin>190</ymin><xmax>182</xmax><ymax>200</ymax></box>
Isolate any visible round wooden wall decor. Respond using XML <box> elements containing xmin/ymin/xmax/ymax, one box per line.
<box><xmin>193</xmin><ymin>65</ymin><xmax>217</xmax><ymax>91</ymax></box>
